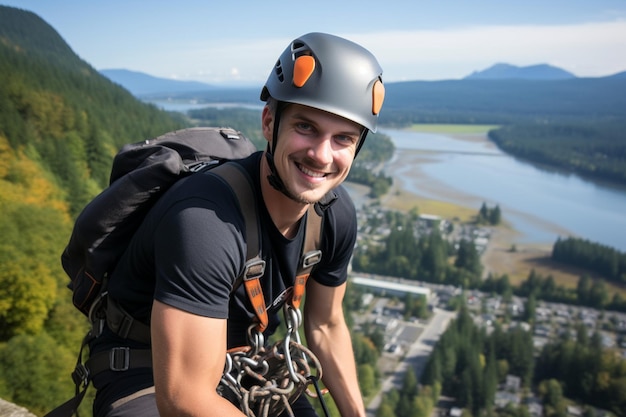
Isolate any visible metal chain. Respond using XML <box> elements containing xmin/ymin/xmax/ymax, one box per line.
<box><xmin>218</xmin><ymin>305</ymin><xmax>324</xmax><ymax>417</ymax></box>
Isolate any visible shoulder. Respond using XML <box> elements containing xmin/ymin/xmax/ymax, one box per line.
<box><xmin>157</xmin><ymin>151</ymin><xmax>262</xmax><ymax>210</ymax></box>
<box><xmin>320</xmin><ymin>185</ymin><xmax>356</xmax><ymax>229</ymax></box>
<box><xmin>319</xmin><ymin>185</ymin><xmax>357</xmax><ymax>257</ymax></box>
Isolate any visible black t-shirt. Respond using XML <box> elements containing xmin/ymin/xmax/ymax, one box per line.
<box><xmin>91</xmin><ymin>152</ymin><xmax>357</xmax><ymax>415</ymax></box>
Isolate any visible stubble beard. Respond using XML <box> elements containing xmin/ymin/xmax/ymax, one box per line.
<box><xmin>282</xmin><ymin>181</ymin><xmax>320</xmax><ymax>205</ymax></box>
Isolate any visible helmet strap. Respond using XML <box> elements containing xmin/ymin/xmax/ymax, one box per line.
<box><xmin>264</xmin><ymin>102</ymin><xmax>297</xmax><ymax>200</ymax></box>
<box><xmin>355</xmin><ymin>129</ymin><xmax>369</xmax><ymax>157</ymax></box>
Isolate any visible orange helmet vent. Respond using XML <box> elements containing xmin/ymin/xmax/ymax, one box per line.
<box><xmin>293</xmin><ymin>55</ymin><xmax>316</xmax><ymax>88</ymax></box>
<box><xmin>372</xmin><ymin>79</ymin><xmax>385</xmax><ymax>115</ymax></box>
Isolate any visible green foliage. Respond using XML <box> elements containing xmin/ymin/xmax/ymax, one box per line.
<box><xmin>376</xmin><ymin>397</ymin><xmax>397</xmax><ymax>417</ymax></box>
<box><xmin>403</xmin><ymin>293</ymin><xmax>428</xmax><ymax>320</ymax></box>
<box><xmin>535</xmin><ymin>330</ymin><xmax>626</xmax><ymax>416</ymax></box>
<box><xmin>0</xmin><ymin>6</ymin><xmax>186</xmax><ymax>216</ymax></box>
<box><xmin>455</xmin><ymin>239</ymin><xmax>483</xmax><ymax>278</ymax></box>
<box><xmin>377</xmin><ymin>368</ymin><xmax>437</xmax><ymax>417</ymax></box>
<box><xmin>0</xmin><ymin>245</ymin><xmax>56</xmax><ymax>339</ymax></box>
<box><xmin>358</xmin><ymin>363</ymin><xmax>377</xmax><ymax>397</ymax></box>
<box><xmin>420</xmin><ymin>306</ymin><xmax>534</xmax><ymax>416</ymax></box>
<box><xmin>484</xmin><ymin>266</ymin><xmax>626</xmax><ymax>314</ymax></box>
<box><xmin>347</xmin><ymin>164</ymin><xmax>393</xmax><ymax>197</ymax></box>
<box><xmin>490</xmin><ymin>121</ymin><xmax>626</xmax><ymax>186</ymax></box>
<box><xmin>0</xmin><ymin>153</ymin><xmax>71</xmax><ymax>340</ymax></box>
<box><xmin>0</xmin><ymin>332</ymin><xmax>76</xmax><ymax>416</ymax></box>
<box><xmin>477</xmin><ymin>202</ymin><xmax>502</xmax><ymax>225</ymax></box>
<box><xmin>352</xmin><ymin>333</ymin><xmax>379</xmax><ymax>370</ymax></box>
<box><xmin>553</xmin><ymin>237</ymin><xmax>626</xmax><ymax>284</ymax></box>
<box><xmin>355</xmin><ymin>131</ymin><xmax>395</xmax><ymax>165</ymax></box>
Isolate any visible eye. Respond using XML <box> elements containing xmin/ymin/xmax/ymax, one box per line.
<box><xmin>295</xmin><ymin>122</ymin><xmax>314</xmax><ymax>134</ymax></box>
<box><xmin>335</xmin><ymin>134</ymin><xmax>359</xmax><ymax>146</ymax></box>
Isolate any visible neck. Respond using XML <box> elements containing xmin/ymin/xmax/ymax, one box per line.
<box><xmin>260</xmin><ymin>153</ymin><xmax>309</xmax><ymax>238</ymax></box>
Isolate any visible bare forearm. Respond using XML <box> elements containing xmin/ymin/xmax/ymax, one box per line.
<box><xmin>152</xmin><ymin>302</ymin><xmax>246</xmax><ymax>417</ymax></box>
<box><xmin>307</xmin><ymin>320</ymin><xmax>366</xmax><ymax>417</ymax></box>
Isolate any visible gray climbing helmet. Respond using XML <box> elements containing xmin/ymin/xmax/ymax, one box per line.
<box><xmin>260</xmin><ymin>32</ymin><xmax>385</xmax><ymax>133</ymax></box>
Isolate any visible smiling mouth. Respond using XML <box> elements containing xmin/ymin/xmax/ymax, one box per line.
<box><xmin>296</xmin><ymin>162</ymin><xmax>327</xmax><ymax>179</ymax></box>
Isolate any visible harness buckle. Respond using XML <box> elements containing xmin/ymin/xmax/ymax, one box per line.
<box><xmin>109</xmin><ymin>347</ymin><xmax>130</xmax><ymax>371</ymax></box>
<box><xmin>189</xmin><ymin>160</ymin><xmax>219</xmax><ymax>173</ymax></box>
<box><xmin>88</xmin><ymin>291</ymin><xmax>108</xmax><ymax>338</ymax></box>
<box><xmin>301</xmin><ymin>250</ymin><xmax>322</xmax><ymax>269</ymax></box>
<box><xmin>72</xmin><ymin>363</ymin><xmax>90</xmax><ymax>387</ymax></box>
<box><xmin>243</xmin><ymin>259</ymin><xmax>266</xmax><ymax>281</ymax></box>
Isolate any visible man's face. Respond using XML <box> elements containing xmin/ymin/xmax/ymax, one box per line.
<box><xmin>263</xmin><ymin>103</ymin><xmax>363</xmax><ymax>204</ymax></box>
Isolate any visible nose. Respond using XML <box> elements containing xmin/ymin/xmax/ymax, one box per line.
<box><xmin>307</xmin><ymin>136</ymin><xmax>333</xmax><ymax>165</ymax></box>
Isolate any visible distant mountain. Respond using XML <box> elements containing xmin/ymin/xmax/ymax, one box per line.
<box><xmin>608</xmin><ymin>71</ymin><xmax>626</xmax><ymax>79</ymax></box>
<box><xmin>381</xmin><ymin>77</ymin><xmax>626</xmax><ymax>125</ymax></box>
<box><xmin>464</xmin><ymin>63</ymin><xmax>576</xmax><ymax>80</ymax></box>
<box><xmin>100</xmin><ymin>69</ymin><xmax>215</xmax><ymax>96</ymax></box>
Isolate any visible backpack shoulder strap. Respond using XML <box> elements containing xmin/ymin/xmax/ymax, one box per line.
<box><xmin>210</xmin><ymin>162</ymin><xmax>268</xmax><ymax>331</ymax></box>
<box><xmin>290</xmin><ymin>203</ymin><xmax>323</xmax><ymax>310</ymax></box>
<box><xmin>302</xmin><ymin>204</ymin><xmax>323</xmax><ymax>269</ymax></box>
<box><xmin>210</xmin><ymin>162</ymin><xmax>262</xmax><ymax>266</ymax></box>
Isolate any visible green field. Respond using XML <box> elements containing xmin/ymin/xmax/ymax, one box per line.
<box><xmin>408</xmin><ymin>124</ymin><xmax>499</xmax><ymax>134</ymax></box>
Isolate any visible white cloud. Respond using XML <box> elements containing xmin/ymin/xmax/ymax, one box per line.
<box><xmin>349</xmin><ymin>20</ymin><xmax>626</xmax><ymax>80</ymax></box>
<box><xmin>123</xmin><ymin>21</ymin><xmax>626</xmax><ymax>84</ymax></box>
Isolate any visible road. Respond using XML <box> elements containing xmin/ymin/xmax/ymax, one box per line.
<box><xmin>365</xmin><ymin>307</ymin><xmax>457</xmax><ymax>416</ymax></box>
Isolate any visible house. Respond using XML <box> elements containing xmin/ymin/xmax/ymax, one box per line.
<box><xmin>351</xmin><ymin>276</ymin><xmax>431</xmax><ymax>300</ymax></box>
<box><xmin>567</xmin><ymin>405</ymin><xmax>583</xmax><ymax>416</ymax></box>
<box><xmin>449</xmin><ymin>407</ymin><xmax>463</xmax><ymax>417</ymax></box>
<box><xmin>504</xmin><ymin>375</ymin><xmax>521</xmax><ymax>392</ymax></box>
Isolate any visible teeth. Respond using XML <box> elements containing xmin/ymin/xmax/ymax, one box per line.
<box><xmin>298</xmin><ymin>164</ymin><xmax>325</xmax><ymax>178</ymax></box>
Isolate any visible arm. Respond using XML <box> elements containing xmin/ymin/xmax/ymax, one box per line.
<box><xmin>304</xmin><ymin>279</ymin><xmax>366</xmax><ymax>417</ymax></box>
<box><xmin>151</xmin><ymin>300</ymin><xmax>245</xmax><ymax>417</ymax></box>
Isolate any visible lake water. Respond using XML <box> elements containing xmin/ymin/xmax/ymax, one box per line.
<box><xmin>380</xmin><ymin>129</ymin><xmax>626</xmax><ymax>252</ymax></box>
<box><xmin>148</xmin><ymin>100</ymin><xmax>264</xmax><ymax>112</ymax></box>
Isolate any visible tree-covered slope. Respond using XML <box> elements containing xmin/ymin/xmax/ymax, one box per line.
<box><xmin>489</xmin><ymin>121</ymin><xmax>626</xmax><ymax>185</ymax></box>
<box><xmin>380</xmin><ymin>78</ymin><xmax>626</xmax><ymax>125</ymax></box>
<box><xmin>0</xmin><ymin>7</ymin><xmax>188</xmax><ymax>414</ymax></box>
<box><xmin>0</xmin><ymin>5</ymin><xmax>186</xmax><ymax>215</ymax></box>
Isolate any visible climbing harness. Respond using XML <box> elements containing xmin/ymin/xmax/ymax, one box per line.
<box><xmin>214</xmin><ymin>201</ymin><xmax>331</xmax><ymax>416</ymax></box>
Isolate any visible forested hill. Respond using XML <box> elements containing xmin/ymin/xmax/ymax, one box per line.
<box><xmin>380</xmin><ymin>77</ymin><xmax>626</xmax><ymax>125</ymax></box>
<box><xmin>0</xmin><ymin>5</ymin><xmax>185</xmax><ymax>216</ymax></box>
<box><xmin>0</xmin><ymin>7</ymin><xmax>186</xmax><ymax>414</ymax></box>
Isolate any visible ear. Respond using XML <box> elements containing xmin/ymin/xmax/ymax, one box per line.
<box><xmin>261</xmin><ymin>106</ymin><xmax>274</xmax><ymax>143</ymax></box>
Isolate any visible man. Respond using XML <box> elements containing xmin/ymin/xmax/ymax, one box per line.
<box><xmin>90</xmin><ymin>32</ymin><xmax>385</xmax><ymax>417</ymax></box>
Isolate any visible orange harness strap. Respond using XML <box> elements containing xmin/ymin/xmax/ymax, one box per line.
<box><xmin>246</xmin><ymin>204</ymin><xmax>323</xmax><ymax>331</ymax></box>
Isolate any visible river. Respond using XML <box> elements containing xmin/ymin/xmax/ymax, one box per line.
<box><xmin>379</xmin><ymin>128</ymin><xmax>626</xmax><ymax>252</ymax></box>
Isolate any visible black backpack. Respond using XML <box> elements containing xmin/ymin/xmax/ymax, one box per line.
<box><xmin>62</xmin><ymin>127</ymin><xmax>260</xmax><ymax>316</ymax></box>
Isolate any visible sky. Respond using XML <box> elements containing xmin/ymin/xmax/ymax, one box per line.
<box><xmin>3</xmin><ymin>0</ymin><xmax>626</xmax><ymax>86</ymax></box>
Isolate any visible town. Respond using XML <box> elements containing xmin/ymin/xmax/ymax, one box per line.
<box><xmin>348</xmin><ymin>201</ymin><xmax>623</xmax><ymax>417</ymax></box>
